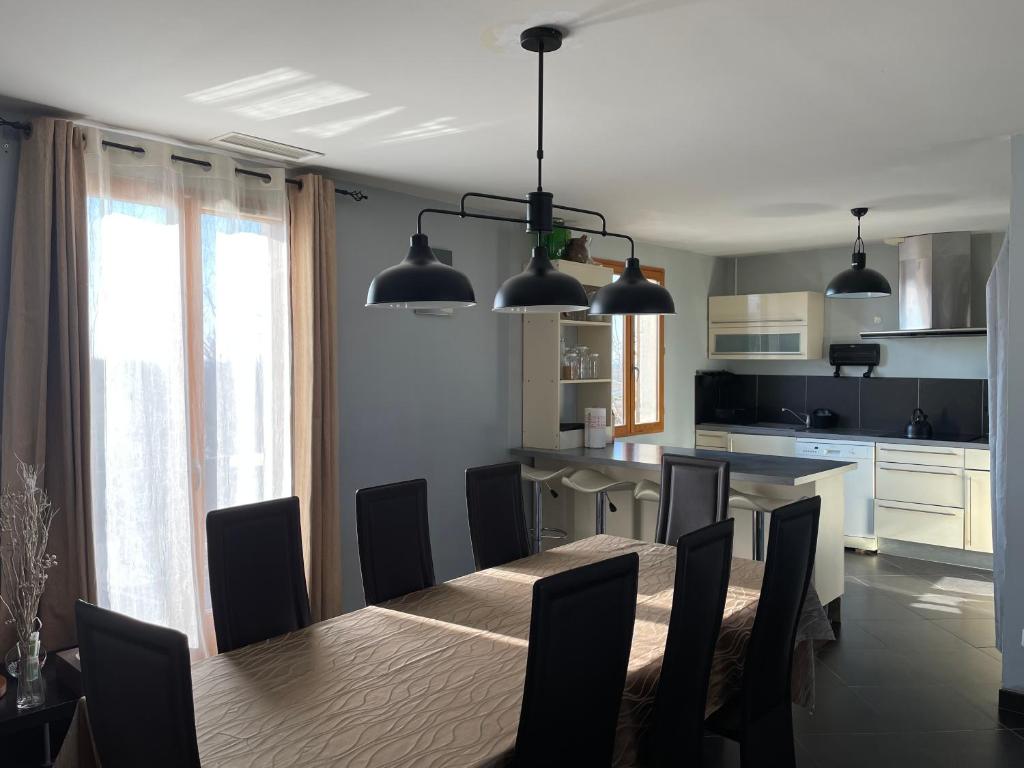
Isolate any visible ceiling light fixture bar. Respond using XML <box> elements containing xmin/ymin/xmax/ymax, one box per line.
<box><xmin>366</xmin><ymin>25</ymin><xmax>675</xmax><ymax>316</ymax></box>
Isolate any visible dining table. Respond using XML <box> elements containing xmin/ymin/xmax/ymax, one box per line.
<box><xmin>54</xmin><ymin>534</ymin><xmax>834</xmax><ymax>768</ymax></box>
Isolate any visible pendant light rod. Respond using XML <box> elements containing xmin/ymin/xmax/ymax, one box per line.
<box><xmin>564</xmin><ymin>224</ymin><xmax>635</xmax><ymax>258</ymax></box>
<box><xmin>537</xmin><ymin>43</ymin><xmax>544</xmax><ymax>191</ymax></box>
<box><xmin>416</xmin><ymin>207</ymin><xmax>529</xmax><ymax>234</ymax></box>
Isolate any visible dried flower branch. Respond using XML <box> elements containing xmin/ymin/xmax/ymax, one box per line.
<box><xmin>0</xmin><ymin>460</ymin><xmax>59</xmax><ymax>647</ymax></box>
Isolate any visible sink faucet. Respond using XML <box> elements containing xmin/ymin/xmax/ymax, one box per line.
<box><xmin>781</xmin><ymin>407</ymin><xmax>811</xmax><ymax>428</ymax></box>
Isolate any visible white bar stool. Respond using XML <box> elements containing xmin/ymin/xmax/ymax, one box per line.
<box><xmin>728</xmin><ymin>490</ymin><xmax>798</xmax><ymax>560</ymax></box>
<box><xmin>521</xmin><ymin>465</ymin><xmax>571</xmax><ymax>553</ymax></box>
<box><xmin>562</xmin><ymin>469</ymin><xmax>636</xmax><ymax>535</ymax></box>
<box><xmin>634</xmin><ymin>479</ymin><xmax>661</xmax><ymax>505</ymax></box>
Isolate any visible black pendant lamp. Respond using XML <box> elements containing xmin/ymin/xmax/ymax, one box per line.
<box><xmin>826</xmin><ymin>207</ymin><xmax>892</xmax><ymax>299</ymax></box>
<box><xmin>366</xmin><ymin>233</ymin><xmax>475</xmax><ymax>309</ymax></box>
<box><xmin>365</xmin><ymin>25</ymin><xmax>675</xmax><ymax>315</ymax></box>
<box><xmin>493</xmin><ymin>244</ymin><xmax>588</xmax><ymax>313</ymax></box>
<box><xmin>590</xmin><ymin>256</ymin><xmax>675</xmax><ymax>315</ymax></box>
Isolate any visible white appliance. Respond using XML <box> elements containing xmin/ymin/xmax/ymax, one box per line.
<box><xmin>796</xmin><ymin>438</ymin><xmax>876</xmax><ymax>550</ymax></box>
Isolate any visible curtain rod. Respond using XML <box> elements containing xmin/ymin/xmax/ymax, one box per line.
<box><xmin>100</xmin><ymin>139</ymin><xmax>367</xmax><ymax>201</ymax></box>
<box><xmin>0</xmin><ymin>116</ymin><xmax>32</xmax><ymax>135</ymax></box>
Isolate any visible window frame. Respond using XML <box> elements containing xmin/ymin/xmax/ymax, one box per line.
<box><xmin>594</xmin><ymin>258</ymin><xmax>666</xmax><ymax>437</ymax></box>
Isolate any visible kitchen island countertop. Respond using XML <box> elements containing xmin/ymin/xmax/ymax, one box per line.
<box><xmin>511</xmin><ymin>442</ymin><xmax>854</xmax><ymax>486</ymax></box>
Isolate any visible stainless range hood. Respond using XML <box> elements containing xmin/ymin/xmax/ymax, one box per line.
<box><xmin>860</xmin><ymin>232</ymin><xmax>987</xmax><ymax>338</ymax></box>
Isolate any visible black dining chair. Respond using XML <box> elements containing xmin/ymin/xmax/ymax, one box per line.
<box><xmin>655</xmin><ymin>454</ymin><xmax>730</xmax><ymax>545</ymax></box>
<box><xmin>648</xmin><ymin>518</ymin><xmax>735</xmax><ymax>767</ymax></box>
<box><xmin>206</xmin><ymin>496</ymin><xmax>312</xmax><ymax>653</ymax></box>
<box><xmin>356</xmin><ymin>478</ymin><xmax>436</xmax><ymax>604</ymax></box>
<box><xmin>705</xmin><ymin>496</ymin><xmax>821</xmax><ymax>768</ymax></box>
<box><xmin>465</xmin><ymin>462</ymin><xmax>531</xmax><ymax>570</ymax></box>
<box><xmin>514</xmin><ymin>552</ymin><xmax>639</xmax><ymax>767</ymax></box>
<box><xmin>75</xmin><ymin>600</ymin><xmax>201</xmax><ymax>768</ymax></box>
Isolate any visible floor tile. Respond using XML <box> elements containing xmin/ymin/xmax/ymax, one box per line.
<box><xmin>857</xmin><ymin>618</ymin><xmax>978</xmax><ymax>651</ymax></box>
<box><xmin>828</xmin><ymin>619</ymin><xmax>886</xmax><ymax>648</ymax></box>
<box><xmin>838</xmin><ymin>588</ymin><xmax>927</xmax><ymax>622</ymax></box>
<box><xmin>850</xmin><ymin>684</ymin><xmax>1000</xmax><ymax>730</ymax></box>
<box><xmin>792</xmin><ymin>683</ymin><xmax>885</xmax><ymax>734</ymax></box>
<box><xmin>902</xmin><ymin>645</ymin><xmax>1003</xmax><ymax>688</ymax></box>
<box><xmin>933</xmin><ymin>618</ymin><xmax>997</xmax><ymax>647</ymax></box>
<box><xmin>799</xmin><ymin>730</ymin><xmax>1024</xmax><ymax>768</ymax></box>
<box><xmin>818</xmin><ymin>646</ymin><xmax>928</xmax><ymax>687</ymax></box>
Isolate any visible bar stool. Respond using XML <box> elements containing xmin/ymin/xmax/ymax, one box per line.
<box><xmin>562</xmin><ymin>469</ymin><xmax>636</xmax><ymax>535</ymax></box>
<box><xmin>522</xmin><ymin>465</ymin><xmax>571</xmax><ymax>554</ymax></box>
<box><xmin>634</xmin><ymin>479</ymin><xmax>661</xmax><ymax>505</ymax></box>
<box><xmin>728</xmin><ymin>490</ymin><xmax>801</xmax><ymax>561</ymax></box>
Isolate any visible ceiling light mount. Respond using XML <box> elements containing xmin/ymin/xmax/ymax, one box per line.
<box><xmin>365</xmin><ymin>25</ymin><xmax>675</xmax><ymax>315</ymax></box>
<box><xmin>519</xmin><ymin>26</ymin><xmax>564</xmax><ymax>53</ymax></box>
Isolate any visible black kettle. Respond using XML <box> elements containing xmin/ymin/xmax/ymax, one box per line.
<box><xmin>906</xmin><ymin>408</ymin><xmax>933</xmax><ymax>439</ymax></box>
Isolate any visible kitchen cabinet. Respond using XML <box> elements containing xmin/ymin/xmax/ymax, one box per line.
<box><xmin>874</xmin><ymin>442</ymin><xmax>966</xmax><ymax>550</ymax></box>
<box><xmin>966</xmin><ymin>468</ymin><xmax>993</xmax><ymax>554</ymax></box>
<box><xmin>729</xmin><ymin>433</ymin><xmax>796</xmax><ymax>457</ymax></box>
<box><xmin>707</xmin><ymin>291</ymin><xmax>823</xmax><ymax>361</ymax></box>
<box><xmin>695</xmin><ymin>429</ymin><xmax>730</xmax><ymax>450</ymax></box>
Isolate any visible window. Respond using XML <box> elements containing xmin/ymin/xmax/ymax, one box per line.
<box><xmin>596</xmin><ymin>259</ymin><xmax>666</xmax><ymax>436</ymax></box>
<box><xmin>85</xmin><ymin>139</ymin><xmax>290</xmax><ymax>655</ymax></box>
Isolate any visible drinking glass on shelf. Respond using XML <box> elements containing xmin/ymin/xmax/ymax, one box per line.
<box><xmin>563</xmin><ymin>350</ymin><xmax>579</xmax><ymax>380</ymax></box>
<box><xmin>587</xmin><ymin>352</ymin><xmax>601</xmax><ymax>380</ymax></box>
<box><xmin>574</xmin><ymin>346</ymin><xmax>589</xmax><ymax>380</ymax></box>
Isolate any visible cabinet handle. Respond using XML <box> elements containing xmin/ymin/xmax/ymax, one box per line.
<box><xmin>881</xmin><ymin>447</ymin><xmax>960</xmax><ymax>456</ymax></box>
<box><xmin>877</xmin><ymin>503</ymin><xmax>959</xmax><ymax>517</ymax></box>
<box><xmin>877</xmin><ymin>464</ymin><xmax>962</xmax><ymax>477</ymax></box>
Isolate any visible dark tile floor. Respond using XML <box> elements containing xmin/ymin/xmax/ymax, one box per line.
<box><xmin>711</xmin><ymin>550</ymin><xmax>1022</xmax><ymax>767</ymax></box>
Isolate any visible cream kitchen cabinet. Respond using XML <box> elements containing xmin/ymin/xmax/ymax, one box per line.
<box><xmin>707</xmin><ymin>291</ymin><xmax>824</xmax><ymax>361</ymax></box>
<box><xmin>965</xmin><ymin>448</ymin><xmax>993</xmax><ymax>554</ymax></box>
<box><xmin>728</xmin><ymin>433</ymin><xmax>796</xmax><ymax>457</ymax></box>
<box><xmin>695</xmin><ymin>429</ymin><xmax>730</xmax><ymax>450</ymax></box>
<box><xmin>874</xmin><ymin>443</ymin><xmax>965</xmax><ymax>549</ymax></box>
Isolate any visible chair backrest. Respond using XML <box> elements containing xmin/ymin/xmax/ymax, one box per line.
<box><xmin>655</xmin><ymin>454</ymin><xmax>730</xmax><ymax>545</ymax></box>
<box><xmin>465</xmin><ymin>462</ymin><xmax>531</xmax><ymax>570</ymax></box>
<box><xmin>356</xmin><ymin>478</ymin><xmax>436</xmax><ymax>604</ymax></box>
<box><xmin>515</xmin><ymin>552</ymin><xmax>639</xmax><ymax>767</ymax></box>
<box><xmin>206</xmin><ymin>496</ymin><xmax>312</xmax><ymax>653</ymax></box>
<box><xmin>75</xmin><ymin>600</ymin><xmax>201</xmax><ymax>768</ymax></box>
<box><xmin>648</xmin><ymin>519</ymin><xmax>735</xmax><ymax>767</ymax></box>
<box><xmin>742</xmin><ymin>496</ymin><xmax>820</xmax><ymax>725</ymax></box>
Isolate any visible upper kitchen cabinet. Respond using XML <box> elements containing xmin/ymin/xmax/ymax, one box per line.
<box><xmin>707</xmin><ymin>291</ymin><xmax>824</xmax><ymax>360</ymax></box>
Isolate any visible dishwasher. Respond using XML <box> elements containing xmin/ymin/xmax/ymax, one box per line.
<box><xmin>796</xmin><ymin>438</ymin><xmax>876</xmax><ymax>551</ymax></box>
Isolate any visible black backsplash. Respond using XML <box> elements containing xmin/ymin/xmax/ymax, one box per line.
<box><xmin>695</xmin><ymin>372</ymin><xmax>987</xmax><ymax>437</ymax></box>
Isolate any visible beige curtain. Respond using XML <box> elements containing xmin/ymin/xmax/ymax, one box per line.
<box><xmin>289</xmin><ymin>173</ymin><xmax>341</xmax><ymax>621</ymax></box>
<box><xmin>1</xmin><ymin>118</ymin><xmax>94</xmax><ymax>650</ymax></box>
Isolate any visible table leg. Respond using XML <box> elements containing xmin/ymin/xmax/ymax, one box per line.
<box><xmin>41</xmin><ymin>722</ymin><xmax>52</xmax><ymax>767</ymax></box>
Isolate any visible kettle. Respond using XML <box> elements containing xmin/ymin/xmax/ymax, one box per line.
<box><xmin>906</xmin><ymin>408</ymin><xmax>933</xmax><ymax>439</ymax></box>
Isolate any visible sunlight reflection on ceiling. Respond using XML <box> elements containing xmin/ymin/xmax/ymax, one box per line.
<box><xmin>380</xmin><ymin>117</ymin><xmax>466</xmax><ymax>144</ymax></box>
<box><xmin>295</xmin><ymin>107</ymin><xmax>405</xmax><ymax>139</ymax></box>
<box><xmin>231</xmin><ymin>83</ymin><xmax>369</xmax><ymax>121</ymax></box>
<box><xmin>186</xmin><ymin>68</ymin><xmax>312</xmax><ymax>104</ymax></box>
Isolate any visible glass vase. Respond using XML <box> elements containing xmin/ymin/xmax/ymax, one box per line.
<box><xmin>4</xmin><ymin>617</ymin><xmax>46</xmax><ymax>677</ymax></box>
<box><xmin>16</xmin><ymin>631</ymin><xmax>44</xmax><ymax>709</ymax></box>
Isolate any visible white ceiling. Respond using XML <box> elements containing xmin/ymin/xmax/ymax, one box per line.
<box><xmin>2</xmin><ymin>0</ymin><xmax>1021</xmax><ymax>255</ymax></box>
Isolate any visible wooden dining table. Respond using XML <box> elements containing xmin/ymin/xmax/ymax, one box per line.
<box><xmin>55</xmin><ymin>534</ymin><xmax>834</xmax><ymax>768</ymax></box>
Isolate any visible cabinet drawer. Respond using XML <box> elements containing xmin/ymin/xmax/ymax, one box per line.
<box><xmin>964</xmin><ymin>448</ymin><xmax>991</xmax><ymax>471</ymax></box>
<box><xmin>695</xmin><ymin>430</ymin><xmax>730</xmax><ymax>450</ymax></box>
<box><xmin>729</xmin><ymin>433</ymin><xmax>796</xmax><ymax>457</ymax></box>
<box><xmin>876</xmin><ymin>462</ymin><xmax>964</xmax><ymax>508</ymax></box>
<box><xmin>876</xmin><ymin>443</ymin><xmax>964</xmax><ymax>468</ymax></box>
<box><xmin>875</xmin><ymin>500</ymin><xmax>964</xmax><ymax>548</ymax></box>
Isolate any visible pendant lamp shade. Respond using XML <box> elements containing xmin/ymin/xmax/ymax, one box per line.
<box><xmin>825</xmin><ymin>252</ymin><xmax>892</xmax><ymax>299</ymax></box>
<box><xmin>589</xmin><ymin>257</ymin><xmax>676</xmax><ymax>315</ymax></box>
<box><xmin>366</xmin><ymin>234</ymin><xmax>476</xmax><ymax>309</ymax></box>
<box><xmin>493</xmin><ymin>245</ymin><xmax>590</xmax><ymax>313</ymax></box>
<box><xmin>826</xmin><ymin>207</ymin><xmax>892</xmax><ymax>299</ymax></box>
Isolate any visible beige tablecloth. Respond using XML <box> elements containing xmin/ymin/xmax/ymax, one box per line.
<box><xmin>56</xmin><ymin>535</ymin><xmax>833</xmax><ymax>768</ymax></box>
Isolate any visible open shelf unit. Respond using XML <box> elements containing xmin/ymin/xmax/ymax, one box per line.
<box><xmin>523</xmin><ymin>260</ymin><xmax>615</xmax><ymax>449</ymax></box>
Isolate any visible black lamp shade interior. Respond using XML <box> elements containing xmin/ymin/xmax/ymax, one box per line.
<box><xmin>589</xmin><ymin>258</ymin><xmax>676</xmax><ymax>315</ymax></box>
<box><xmin>366</xmin><ymin>234</ymin><xmax>476</xmax><ymax>309</ymax></box>
<box><xmin>493</xmin><ymin>246</ymin><xmax>589</xmax><ymax>313</ymax></box>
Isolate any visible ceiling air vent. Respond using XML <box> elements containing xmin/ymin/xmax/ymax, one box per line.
<box><xmin>210</xmin><ymin>132</ymin><xmax>324</xmax><ymax>162</ymax></box>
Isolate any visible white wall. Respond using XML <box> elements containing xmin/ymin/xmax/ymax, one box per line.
<box><xmin>586</xmin><ymin>238</ymin><xmax>720</xmax><ymax>447</ymax></box>
<box><xmin>1001</xmin><ymin>136</ymin><xmax>1024</xmax><ymax>693</ymax></box>
<box><xmin>710</xmin><ymin>238</ymin><xmax>998</xmax><ymax>379</ymax></box>
<box><xmin>332</xmin><ymin>179</ymin><xmax>529</xmax><ymax>612</ymax></box>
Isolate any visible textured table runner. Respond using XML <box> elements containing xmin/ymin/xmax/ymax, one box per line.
<box><xmin>55</xmin><ymin>535</ymin><xmax>833</xmax><ymax>768</ymax></box>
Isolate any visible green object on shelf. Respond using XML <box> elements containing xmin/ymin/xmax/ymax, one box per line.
<box><xmin>543</xmin><ymin>225</ymin><xmax>572</xmax><ymax>260</ymax></box>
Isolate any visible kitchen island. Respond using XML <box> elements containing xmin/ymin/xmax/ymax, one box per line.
<box><xmin>511</xmin><ymin>442</ymin><xmax>855</xmax><ymax>606</ymax></box>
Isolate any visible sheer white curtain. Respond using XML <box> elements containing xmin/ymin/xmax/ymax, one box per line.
<box><xmin>84</xmin><ymin>130</ymin><xmax>290</xmax><ymax>655</ymax></box>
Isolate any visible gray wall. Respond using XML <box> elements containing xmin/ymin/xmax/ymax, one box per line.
<box><xmin>331</xmin><ymin>180</ymin><xmax>529</xmax><ymax>612</ymax></box>
<box><xmin>1002</xmin><ymin>136</ymin><xmax>1024</xmax><ymax>693</ymax></box>
<box><xmin>710</xmin><ymin>237</ymin><xmax>1000</xmax><ymax>379</ymax></box>
<box><xmin>586</xmin><ymin>238</ymin><xmax>721</xmax><ymax>447</ymax></box>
